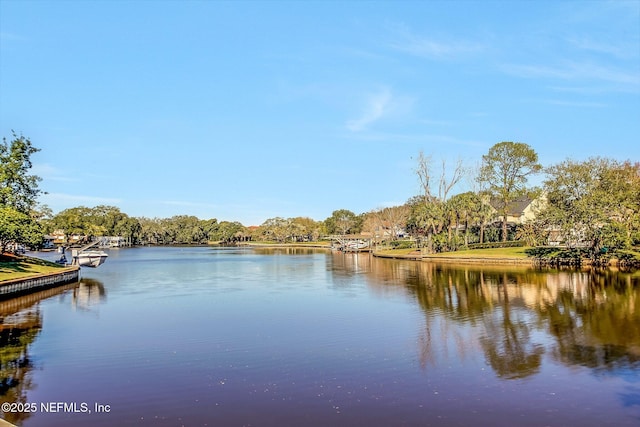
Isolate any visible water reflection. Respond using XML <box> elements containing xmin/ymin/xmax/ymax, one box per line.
<box><xmin>0</xmin><ymin>278</ymin><xmax>106</xmax><ymax>425</ymax></box>
<box><xmin>337</xmin><ymin>255</ymin><xmax>640</xmax><ymax>379</ymax></box>
<box><xmin>0</xmin><ymin>303</ymin><xmax>41</xmax><ymax>425</ymax></box>
<box><xmin>252</xmin><ymin>247</ymin><xmax>325</xmax><ymax>256</ymax></box>
<box><xmin>72</xmin><ymin>278</ymin><xmax>106</xmax><ymax>311</ymax></box>
<box><xmin>328</xmin><ymin>252</ymin><xmax>374</xmax><ymax>291</ymax></box>
<box><xmin>7</xmin><ymin>248</ymin><xmax>637</xmax><ymax>427</ymax></box>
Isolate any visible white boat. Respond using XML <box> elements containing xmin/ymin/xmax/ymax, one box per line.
<box><xmin>72</xmin><ymin>249</ymin><xmax>108</xmax><ymax>268</ymax></box>
<box><xmin>346</xmin><ymin>240</ymin><xmax>369</xmax><ymax>250</ymax></box>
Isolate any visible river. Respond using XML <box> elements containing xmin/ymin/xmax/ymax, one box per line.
<box><xmin>1</xmin><ymin>246</ymin><xmax>639</xmax><ymax>426</ymax></box>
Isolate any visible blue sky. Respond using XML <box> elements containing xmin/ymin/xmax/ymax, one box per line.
<box><xmin>1</xmin><ymin>1</ymin><xmax>638</xmax><ymax>225</ymax></box>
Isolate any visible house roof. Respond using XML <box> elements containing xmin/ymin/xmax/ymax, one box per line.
<box><xmin>489</xmin><ymin>197</ymin><xmax>534</xmax><ymax>216</ymax></box>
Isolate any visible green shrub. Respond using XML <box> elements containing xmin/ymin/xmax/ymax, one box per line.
<box><xmin>613</xmin><ymin>250</ymin><xmax>640</xmax><ymax>267</ymax></box>
<box><xmin>468</xmin><ymin>241</ymin><xmax>526</xmax><ymax>250</ymax></box>
<box><xmin>524</xmin><ymin>247</ymin><xmax>560</xmax><ymax>258</ymax></box>
<box><xmin>389</xmin><ymin>240</ymin><xmax>415</xmax><ymax>249</ymax></box>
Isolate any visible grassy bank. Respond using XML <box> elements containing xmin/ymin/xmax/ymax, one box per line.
<box><xmin>375</xmin><ymin>246</ymin><xmax>640</xmax><ymax>266</ymax></box>
<box><xmin>374</xmin><ymin>246</ymin><xmax>531</xmax><ymax>261</ymax></box>
<box><xmin>375</xmin><ymin>246</ymin><xmax>529</xmax><ymax>258</ymax></box>
<box><xmin>0</xmin><ymin>253</ymin><xmax>68</xmax><ymax>282</ymax></box>
<box><xmin>427</xmin><ymin>247</ymin><xmax>530</xmax><ymax>258</ymax></box>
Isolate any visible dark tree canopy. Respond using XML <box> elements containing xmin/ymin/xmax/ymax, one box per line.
<box><xmin>0</xmin><ymin>131</ymin><xmax>43</xmax><ymax>214</ymax></box>
<box><xmin>479</xmin><ymin>142</ymin><xmax>541</xmax><ymax>241</ymax></box>
<box><xmin>542</xmin><ymin>158</ymin><xmax>640</xmax><ymax>252</ymax></box>
<box><xmin>0</xmin><ymin>206</ymin><xmax>43</xmax><ymax>252</ymax></box>
<box><xmin>0</xmin><ymin>132</ymin><xmax>45</xmax><ymax>251</ymax></box>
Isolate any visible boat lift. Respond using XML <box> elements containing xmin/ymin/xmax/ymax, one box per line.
<box><xmin>56</xmin><ymin>240</ymin><xmax>109</xmax><ymax>268</ymax></box>
<box><xmin>71</xmin><ymin>240</ymin><xmax>109</xmax><ymax>268</ymax></box>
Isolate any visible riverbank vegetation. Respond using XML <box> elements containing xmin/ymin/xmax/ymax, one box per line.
<box><xmin>2</xmin><ymin>131</ymin><xmax>639</xmax><ymax>267</ymax></box>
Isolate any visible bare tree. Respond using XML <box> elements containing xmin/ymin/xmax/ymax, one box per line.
<box><xmin>413</xmin><ymin>151</ymin><xmax>466</xmax><ymax>252</ymax></box>
<box><xmin>369</xmin><ymin>205</ymin><xmax>410</xmax><ymax>241</ymax></box>
<box><xmin>415</xmin><ymin>151</ymin><xmax>464</xmax><ymax>202</ymax></box>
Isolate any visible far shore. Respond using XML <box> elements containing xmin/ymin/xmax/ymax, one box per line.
<box><xmin>238</xmin><ymin>242</ymin><xmax>535</xmax><ymax>264</ymax></box>
<box><xmin>2</xmin><ymin>244</ymin><xmax>637</xmax><ymax>285</ymax></box>
<box><xmin>237</xmin><ymin>243</ymin><xmax>640</xmax><ymax>268</ymax></box>
<box><xmin>236</xmin><ymin>241</ymin><xmax>332</xmax><ymax>249</ymax></box>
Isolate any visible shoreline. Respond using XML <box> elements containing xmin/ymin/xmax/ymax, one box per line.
<box><xmin>373</xmin><ymin>251</ymin><xmax>639</xmax><ymax>268</ymax></box>
<box><xmin>238</xmin><ymin>243</ymin><xmax>536</xmax><ymax>264</ymax></box>
<box><xmin>237</xmin><ymin>242</ymin><xmax>331</xmax><ymax>249</ymax></box>
<box><xmin>239</xmin><ymin>243</ymin><xmax>536</xmax><ymax>264</ymax></box>
<box><xmin>0</xmin><ymin>265</ymin><xmax>80</xmax><ymax>300</ymax></box>
<box><xmin>5</xmin><ymin>246</ymin><xmax>635</xmax><ymax>288</ymax></box>
<box><xmin>372</xmin><ymin>251</ymin><xmax>534</xmax><ymax>264</ymax></box>
<box><xmin>238</xmin><ymin>243</ymin><xmax>639</xmax><ymax>268</ymax></box>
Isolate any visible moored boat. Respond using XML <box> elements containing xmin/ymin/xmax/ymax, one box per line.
<box><xmin>72</xmin><ymin>249</ymin><xmax>108</xmax><ymax>268</ymax></box>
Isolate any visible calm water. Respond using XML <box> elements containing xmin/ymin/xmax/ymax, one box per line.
<box><xmin>1</xmin><ymin>246</ymin><xmax>639</xmax><ymax>427</ymax></box>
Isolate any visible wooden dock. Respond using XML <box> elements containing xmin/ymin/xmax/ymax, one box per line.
<box><xmin>0</xmin><ymin>266</ymin><xmax>80</xmax><ymax>300</ymax></box>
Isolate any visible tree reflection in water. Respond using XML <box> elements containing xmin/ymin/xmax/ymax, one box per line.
<box><xmin>0</xmin><ymin>278</ymin><xmax>106</xmax><ymax>424</ymax></box>
<box><xmin>353</xmin><ymin>256</ymin><xmax>640</xmax><ymax>380</ymax></box>
<box><xmin>0</xmin><ymin>305</ymin><xmax>40</xmax><ymax>426</ymax></box>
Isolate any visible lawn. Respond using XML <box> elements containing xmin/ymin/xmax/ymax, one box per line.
<box><xmin>0</xmin><ymin>254</ymin><xmax>68</xmax><ymax>282</ymax></box>
<box><xmin>375</xmin><ymin>246</ymin><xmax>531</xmax><ymax>259</ymax></box>
<box><xmin>376</xmin><ymin>246</ymin><xmax>640</xmax><ymax>265</ymax></box>
<box><xmin>375</xmin><ymin>247</ymin><xmax>420</xmax><ymax>256</ymax></box>
<box><xmin>427</xmin><ymin>247</ymin><xmax>531</xmax><ymax>258</ymax></box>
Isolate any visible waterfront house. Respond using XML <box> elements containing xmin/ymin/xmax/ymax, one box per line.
<box><xmin>488</xmin><ymin>194</ymin><xmax>547</xmax><ymax>226</ymax></box>
<box><xmin>51</xmin><ymin>229</ymin><xmax>87</xmax><ymax>245</ymax></box>
<box><xmin>97</xmin><ymin>236</ymin><xmax>127</xmax><ymax>247</ymax></box>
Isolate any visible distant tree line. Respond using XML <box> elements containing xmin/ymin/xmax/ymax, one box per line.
<box><xmin>136</xmin><ymin>216</ymin><xmax>245</xmax><ymax>244</ymax></box>
<box><xmin>41</xmin><ymin>207</ymin><xmax>247</xmax><ymax>246</ymax></box>
<box><xmin>1</xmin><ymin>131</ymin><xmax>638</xmax><ymax>261</ymax></box>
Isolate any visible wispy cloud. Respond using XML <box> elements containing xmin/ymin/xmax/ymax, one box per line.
<box><xmin>502</xmin><ymin>61</ymin><xmax>640</xmax><ymax>92</ymax></box>
<box><xmin>568</xmin><ymin>36</ymin><xmax>636</xmax><ymax>60</ymax></box>
<box><xmin>346</xmin><ymin>88</ymin><xmax>394</xmax><ymax>132</ymax></box>
<box><xmin>388</xmin><ymin>24</ymin><xmax>484</xmax><ymax>60</ymax></box>
<box><xmin>346</xmin><ymin>87</ymin><xmax>416</xmax><ymax>133</ymax></box>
